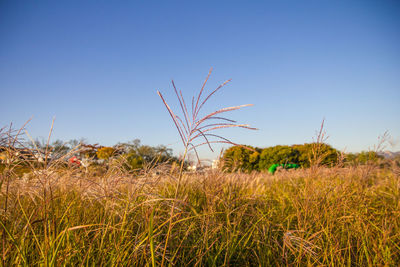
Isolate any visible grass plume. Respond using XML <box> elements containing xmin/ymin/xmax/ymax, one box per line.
<box><xmin>157</xmin><ymin>68</ymin><xmax>256</xmax><ymax>265</ymax></box>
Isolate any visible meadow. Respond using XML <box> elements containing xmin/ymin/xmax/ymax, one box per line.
<box><xmin>1</xmin><ymin>157</ymin><xmax>399</xmax><ymax>266</ymax></box>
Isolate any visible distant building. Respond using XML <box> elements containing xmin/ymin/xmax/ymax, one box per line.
<box><xmin>188</xmin><ymin>165</ymin><xmax>197</xmax><ymax>172</ymax></box>
<box><xmin>212</xmin><ymin>159</ymin><xmax>220</xmax><ymax>169</ymax></box>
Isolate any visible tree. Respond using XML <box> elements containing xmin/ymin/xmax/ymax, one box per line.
<box><xmin>223</xmin><ymin>143</ymin><xmax>341</xmax><ymax>173</ymax></box>
<box><xmin>222</xmin><ymin>146</ymin><xmax>259</xmax><ymax>172</ymax></box>
<box><xmin>121</xmin><ymin>151</ymin><xmax>144</xmax><ymax>170</ymax></box>
<box><xmin>344</xmin><ymin>153</ymin><xmax>358</xmax><ymax>166</ymax></box>
<box><xmin>154</xmin><ymin>145</ymin><xmax>174</xmax><ymax>162</ymax></box>
<box><xmin>356</xmin><ymin>151</ymin><xmax>382</xmax><ymax>164</ymax></box>
<box><xmin>258</xmin><ymin>145</ymin><xmax>300</xmax><ymax>171</ymax></box>
<box><xmin>116</xmin><ymin>140</ymin><xmax>177</xmax><ymax>170</ymax></box>
<box><xmin>51</xmin><ymin>139</ymin><xmax>70</xmax><ymax>159</ymax></box>
<box><xmin>136</xmin><ymin>145</ymin><xmax>156</xmax><ymax>161</ymax></box>
<box><xmin>96</xmin><ymin>147</ymin><xmax>116</xmax><ymax>160</ymax></box>
<box><xmin>293</xmin><ymin>143</ymin><xmax>338</xmax><ymax>168</ymax></box>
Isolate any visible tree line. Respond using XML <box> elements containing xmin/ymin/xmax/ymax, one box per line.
<box><xmin>2</xmin><ymin>136</ymin><xmax>394</xmax><ymax>173</ymax></box>
<box><xmin>26</xmin><ymin>138</ymin><xmax>178</xmax><ymax>170</ymax></box>
<box><xmin>222</xmin><ymin>143</ymin><xmax>385</xmax><ymax>172</ymax></box>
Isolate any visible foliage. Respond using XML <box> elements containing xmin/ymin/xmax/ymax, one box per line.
<box><xmin>222</xmin><ymin>146</ymin><xmax>259</xmax><ymax>172</ymax></box>
<box><xmin>122</xmin><ymin>151</ymin><xmax>144</xmax><ymax>170</ymax></box>
<box><xmin>344</xmin><ymin>151</ymin><xmax>383</xmax><ymax>166</ymax></box>
<box><xmin>393</xmin><ymin>154</ymin><xmax>400</xmax><ymax>167</ymax></box>
<box><xmin>26</xmin><ymin>138</ymin><xmax>87</xmax><ymax>160</ymax></box>
<box><xmin>345</xmin><ymin>152</ymin><xmax>358</xmax><ymax>165</ymax></box>
<box><xmin>50</xmin><ymin>140</ymin><xmax>70</xmax><ymax>156</ymax></box>
<box><xmin>356</xmin><ymin>151</ymin><xmax>382</xmax><ymax>164</ymax></box>
<box><xmin>223</xmin><ymin>143</ymin><xmax>339</xmax><ymax>172</ymax></box>
<box><xmin>293</xmin><ymin>143</ymin><xmax>338</xmax><ymax>168</ymax></box>
<box><xmin>96</xmin><ymin>147</ymin><xmax>116</xmax><ymax>160</ymax></box>
<box><xmin>258</xmin><ymin>145</ymin><xmax>300</xmax><ymax>170</ymax></box>
<box><xmin>81</xmin><ymin>149</ymin><xmax>97</xmax><ymax>159</ymax></box>
<box><xmin>116</xmin><ymin>140</ymin><xmax>176</xmax><ymax>171</ymax></box>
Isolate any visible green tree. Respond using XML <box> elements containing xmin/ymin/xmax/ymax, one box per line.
<box><xmin>293</xmin><ymin>143</ymin><xmax>338</xmax><ymax>168</ymax></box>
<box><xmin>223</xmin><ymin>143</ymin><xmax>340</xmax><ymax>172</ymax></box>
<box><xmin>136</xmin><ymin>145</ymin><xmax>156</xmax><ymax>161</ymax></box>
<box><xmin>122</xmin><ymin>151</ymin><xmax>144</xmax><ymax>170</ymax></box>
<box><xmin>117</xmin><ymin>140</ymin><xmax>175</xmax><ymax>164</ymax></box>
<box><xmin>258</xmin><ymin>145</ymin><xmax>300</xmax><ymax>171</ymax></box>
<box><xmin>344</xmin><ymin>152</ymin><xmax>358</xmax><ymax>166</ymax></box>
<box><xmin>222</xmin><ymin>146</ymin><xmax>258</xmax><ymax>172</ymax></box>
<box><xmin>116</xmin><ymin>140</ymin><xmax>177</xmax><ymax>170</ymax></box>
<box><xmin>356</xmin><ymin>151</ymin><xmax>382</xmax><ymax>164</ymax></box>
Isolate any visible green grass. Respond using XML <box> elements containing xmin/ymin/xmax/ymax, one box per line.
<box><xmin>1</xmin><ymin>165</ymin><xmax>399</xmax><ymax>266</ymax></box>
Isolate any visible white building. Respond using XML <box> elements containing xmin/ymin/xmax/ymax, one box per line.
<box><xmin>212</xmin><ymin>159</ymin><xmax>220</xmax><ymax>169</ymax></box>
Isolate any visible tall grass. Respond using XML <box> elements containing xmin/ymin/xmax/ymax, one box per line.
<box><xmin>1</xmin><ymin>156</ymin><xmax>399</xmax><ymax>265</ymax></box>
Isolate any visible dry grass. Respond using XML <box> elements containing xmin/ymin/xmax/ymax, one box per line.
<box><xmin>1</xmin><ymin>161</ymin><xmax>399</xmax><ymax>266</ymax></box>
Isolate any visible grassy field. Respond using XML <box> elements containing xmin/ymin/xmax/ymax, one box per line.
<box><xmin>1</xmin><ymin>161</ymin><xmax>399</xmax><ymax>266</ymax></box>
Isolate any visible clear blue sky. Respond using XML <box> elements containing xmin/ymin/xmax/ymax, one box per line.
<box><xmin>1</xmin><ymin>0</ymin><xmax>399</xmax><ymax>159</ymax></box>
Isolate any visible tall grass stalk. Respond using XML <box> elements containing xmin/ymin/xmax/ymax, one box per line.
<box><xmin>157</xmin><ymin>68</ymin><xmax>256</xmax><ymax>266</ymax></box>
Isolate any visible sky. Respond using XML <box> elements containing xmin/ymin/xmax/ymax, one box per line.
<box><xmin>1</xmin><ymin>0</ymin><xmax>399</xmax><ymax>160</ymax></box>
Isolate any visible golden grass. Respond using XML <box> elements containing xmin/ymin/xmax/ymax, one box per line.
<box><xmin>1</xmin><ymin>164</ymin><xmax>399</xmax><ymax>266</ymax></box>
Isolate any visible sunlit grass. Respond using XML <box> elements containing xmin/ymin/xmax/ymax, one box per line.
<box><xmin>1</xmin><ymin>164</ymin><xmax>399</xmax><ymax>266</ymax></box>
